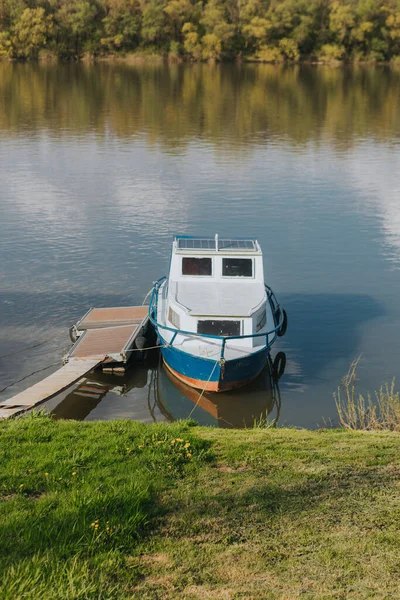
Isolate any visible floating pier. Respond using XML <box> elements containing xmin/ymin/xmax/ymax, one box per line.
<box><xmin>0</xmin><ymin>306</ymin><xmax>150</xmax><ymax>420</ymax></box>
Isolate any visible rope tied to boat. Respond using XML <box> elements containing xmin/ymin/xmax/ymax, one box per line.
<box><xmin>125</xmin><ymin>342</ymin><xmax>170</xmax><ymax>354</ymax></box>
<box><xmin>187</xmin><ymin>359</ymin><xmax>220</xmax><ymax>419</ymax></box>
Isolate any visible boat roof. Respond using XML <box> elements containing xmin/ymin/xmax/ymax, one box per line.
<box><xmin>174</xmin><ymin>235</ymin><xmax>262</xmax><ymax>255</ymax></box>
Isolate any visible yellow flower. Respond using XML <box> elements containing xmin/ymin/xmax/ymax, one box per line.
<box><xmin>72</xmin><ymin>472</ymin><xmax>76</xmax><ymax>476</ymax></box>
<box><xmin>19</xmin><ymin>484</ymin><xmax>24</xmax><ymax>488</ymax></box>
<box><xmin>168</xmin><ymin>465</ymin><xmax>172</xmax><ymax>469</ymax></box>
<box><xmin>45</xmin><ymin>472</ymin><xmax>49</xmax><ymax>476</ymax></box>
<box><xmin>187</xmin><ymin>453</ymin><xmax>192</xmax><ymax>458</ymax></box>
<box><xmin>176</xmin><ymin>438</ymin><xmax>184</xmax><ymax>442</ymax></box>
<box><xmin>184</xmin><ymin>442</ymin><xmax>190</xmax><ymax>449</ymax></box>
<box><xmin>171</xmin><ymin>440</ymin><xmax>175</xmax><ymax>445</ymax></box>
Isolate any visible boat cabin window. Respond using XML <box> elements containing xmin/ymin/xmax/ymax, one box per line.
<box><xmin>197</xmin><ymin>320</ymin><xmax>240</xmax><ymax>337</ymax></box>
<box><xmin>256</xmin><ymin>310</ymin><xmax>266</xmax><ymax>332</ymax></box>
<box><xmin>222</xmin><ymin>258</ymin><xmax>253</xmax><ymax>277</ymax></box>
<box><xmin>168</xmin><ymin>307</ymin><xmax>180</xmax><ymax>329</ymax></box>
<box><xmin>182</xmin><ymin>257</ymin><xmax>212</xmax><ymax>276</ymax></box>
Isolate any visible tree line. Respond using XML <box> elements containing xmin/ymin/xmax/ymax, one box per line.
<box><xmin>1</xmin><ymin>0</ymin><xmax>400</xmax><ymax>62</ymax></box>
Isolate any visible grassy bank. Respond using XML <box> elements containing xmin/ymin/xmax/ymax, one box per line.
<box><xmin>1</xmin><ymin>416</ymin><xmax>400</xmax><ymax>599</ymax></box>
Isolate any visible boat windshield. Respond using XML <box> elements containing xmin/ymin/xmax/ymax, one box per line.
<box><xmin>197</xmin><ymin>319</ymin><xmax>240</xmax><ymax>336</ymax></box>
<box><xmin>182</xmin><ymin>257</ymin><xmax>212</xmax><ymax>276</ymax></box>
<box><xmin>222</xmin><ymin>258</ymin><xmax>253</xmax><ymax>277</ymax></box>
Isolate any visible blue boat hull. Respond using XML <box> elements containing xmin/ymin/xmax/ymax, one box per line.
<box><xmin>159</xmin><ymin>333</ymin><xmax>268</xmax><ymax>392</ymax></box>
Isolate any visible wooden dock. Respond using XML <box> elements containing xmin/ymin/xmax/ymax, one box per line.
<box><xmin>0</xmin><ymin>306</ymin><xmax>150</xmax><ymax>420</ymax></box>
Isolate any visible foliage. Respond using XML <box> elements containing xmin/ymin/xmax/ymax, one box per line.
<box><xmin>1</xmin><ymin>0</ymin><xmax>400</xmax><ymax>60</ymax></box>
<box><xmin>100</xmin><ymin>0</ymin><xmax>142</xmax><ymax>53</ymax></box>
<box><xmin>335</xmin><ymin>358</ymin><xmax>400</xmax><ymax>430</ymax></box>
<box><xmin>0</xmin><ymin>7</ymin><xmax>52</xmax><ymax>59</ymax></box>
<box><xmin>318</xmin><ymin>42</ymin><xmax>346</xmax><ymax>61</ymax></box>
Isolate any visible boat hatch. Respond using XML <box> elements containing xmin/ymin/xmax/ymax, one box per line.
<box><xmin>197</xmin><ymin>319</ymin><xmax>241</xmax><ymax>337</ymax></box>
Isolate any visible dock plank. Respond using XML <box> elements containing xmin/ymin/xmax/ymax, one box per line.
<box><xmin>78</xmin><ymin>306</ymin><xmax>148</xmax><ymax>330</ymax></box>
<box><xmin>69</xmin><ymin>325</ymin><xmax>139</xmax><ymax>359</ymax></box>
<box><xmin>0</xmin><ymin>358</ymin><xmax>104</xmax><ymax>418</ymax></box>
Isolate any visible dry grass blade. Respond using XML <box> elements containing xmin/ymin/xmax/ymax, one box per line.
<box><xmin>335</xmin><ymin>358</ymin><xmax>400</xmax><ymax>430</ymax></box>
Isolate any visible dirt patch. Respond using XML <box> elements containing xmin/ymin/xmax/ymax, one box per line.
<box><xmin>183</xmin><ymin>585</ymin><xmax>233</xmax><ymax>599</ymax></box>
<box><xmin>216</xmin><ymin>464</ymin><xmax>248</xmax><ymax>472</ymax></box>
<box><xmin>140</xmin><ymin>553</ymin><xmax>171</xmax><ymax>567</ymax></box>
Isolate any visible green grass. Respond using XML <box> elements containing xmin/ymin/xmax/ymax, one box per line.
<box><xmin>1</xmin><ymin>416</ymin><xmax>400</xmax><ymax>598</ymax></box>
<box><xmin>0</xmin><ymin>415</ymin><xmax>211</xmax><ymax>599</ymax></box>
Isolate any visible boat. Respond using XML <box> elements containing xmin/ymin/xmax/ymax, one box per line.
<box><xmin>149</xmin><ymin>235</ymin><xmax>287</xmax><ymax>392</ymax></box>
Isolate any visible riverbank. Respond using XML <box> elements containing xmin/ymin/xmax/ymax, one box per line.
<box><xmin>1</xmin><ymin>415</ymin><xmax>400</xmax><ymax>599</ymax></box>
<box><xmin>2</xmin><ymin>51</ymin><xmax>400</xmax><ymax>67</ymax></box>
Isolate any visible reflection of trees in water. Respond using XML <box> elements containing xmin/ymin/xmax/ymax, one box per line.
<box><xmin>1</xmin><ymin>63</ymin><xmax>400</xmax><ymax>146</ymax></box>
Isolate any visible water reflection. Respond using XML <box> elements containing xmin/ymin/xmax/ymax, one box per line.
<box><xmin>1</xmin><ymin>63</ymin><xmax>400</xmax><ymax>146</ymax></box>
<box><xmin>50</xmin><ymin>352</ymin><xmax>283</xmax><ymax>428</ymax></box>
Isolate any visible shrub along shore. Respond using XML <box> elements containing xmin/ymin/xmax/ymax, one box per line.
<box><xmin>1</xmin><ymin>414</ymin><xmax>400</xmax><ymax>599</ymax></box>
<box><xmin>1</xmin><ymin>0</ymin><xmax>400</xmax><ymax>63</ymax></box>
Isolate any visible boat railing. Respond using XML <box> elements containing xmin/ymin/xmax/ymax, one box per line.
<box><xmin>148</xmin><ymin>277</ymin><xmax>284</xmax><ymax>361</ymax></box>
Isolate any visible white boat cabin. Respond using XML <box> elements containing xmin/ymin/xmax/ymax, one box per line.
<box><xmin>157</xmin><ymin>236</ymin><xmax>275</xmax><ymax>359</ymax></box>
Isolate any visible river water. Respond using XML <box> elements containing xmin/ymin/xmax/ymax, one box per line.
<box><xmin>1</xmin><ymin>62</ymin><xmax>400</xmax><ymax>428</ymax></box>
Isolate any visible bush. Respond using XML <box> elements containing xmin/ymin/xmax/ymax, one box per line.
<box><xmin>254</xmin><ymin>44</ymin><xmax>283</xmax><ymax>63</ymax></box>
<box><xmin>317</xmin><ymin>43</ymin><xmax>345</xmax><ymax>62</ymax></box>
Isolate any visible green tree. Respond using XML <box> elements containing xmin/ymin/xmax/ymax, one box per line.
<box><xmin>164</xmin><ymin>0</ymin><xmax>195</xmax><ymax>42</ymax></box>
<box><xmin>53</xmin><ymin>0</ymin><xmax>102</xmax><ymax>59</ymax></box>
<box><xmin>182</xmin><ymin>21</ymin><xmax>202</xmax><ymax>58</ymax></box>
<box><xmin>0</xmin><ymin>6</ymin><xmax>52</xmax><ymax>59</ymax></box>
<box><xmin>200</xmin><ymin>0</ymin><xmax>235</xmax><ymax>58</ymax></box>
<box><xmin>243</xmin><ymin>16</ymin><xmax>272</xmax><ymax>53</ymax></box>
<box><xmin>101</xmin><ymin>0</ymin><xmax>141</xmax><ymax>52</ymax></box>
<box><xmin>386</xmin><ymin>9</ymin><xmax>400</xmax><ymax>57</ymax></box>
<box><xmin>141</xmin><ymin>0</ymin><xmax>167</xmax><ymax>45</ymax></box>
<box><xmin>352</xmin><ymin>0</ymin><xmax>388</xmax><ymax>59</ymax></box>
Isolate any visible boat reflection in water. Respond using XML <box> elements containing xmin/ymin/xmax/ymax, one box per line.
<box><xmin>50</xmin><ymin>350</ymin><xmax>285</xmax><ymax>428</ymax></box>
<box><xmin>155</xmin><ymin>352</ymin><xmax>284</xmax><ymax>428</ymax></box>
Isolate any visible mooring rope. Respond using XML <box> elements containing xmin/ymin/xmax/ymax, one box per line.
<box><xmin>125</xmin><ymin>343</ymin><xmax>167</xmax><ymax>354</ymax></box>
<box><xmin>0</xmin><ymin>362</ymin><xmax>61</xmax><ymax>396</ymax></box>
<box><xmin>187</xmin><ymin>359</ymin><xmax>220</xmax><ymax>419</ymax></box>
<box><xmin>142</xmin><ymin>287</ymin><xmax>153</xmax><ymax>306</ymax></box>
<box><xmin>0</xmin><ymin>332</ymin><xmax>67</xmax><ymax>360</ymax></box>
